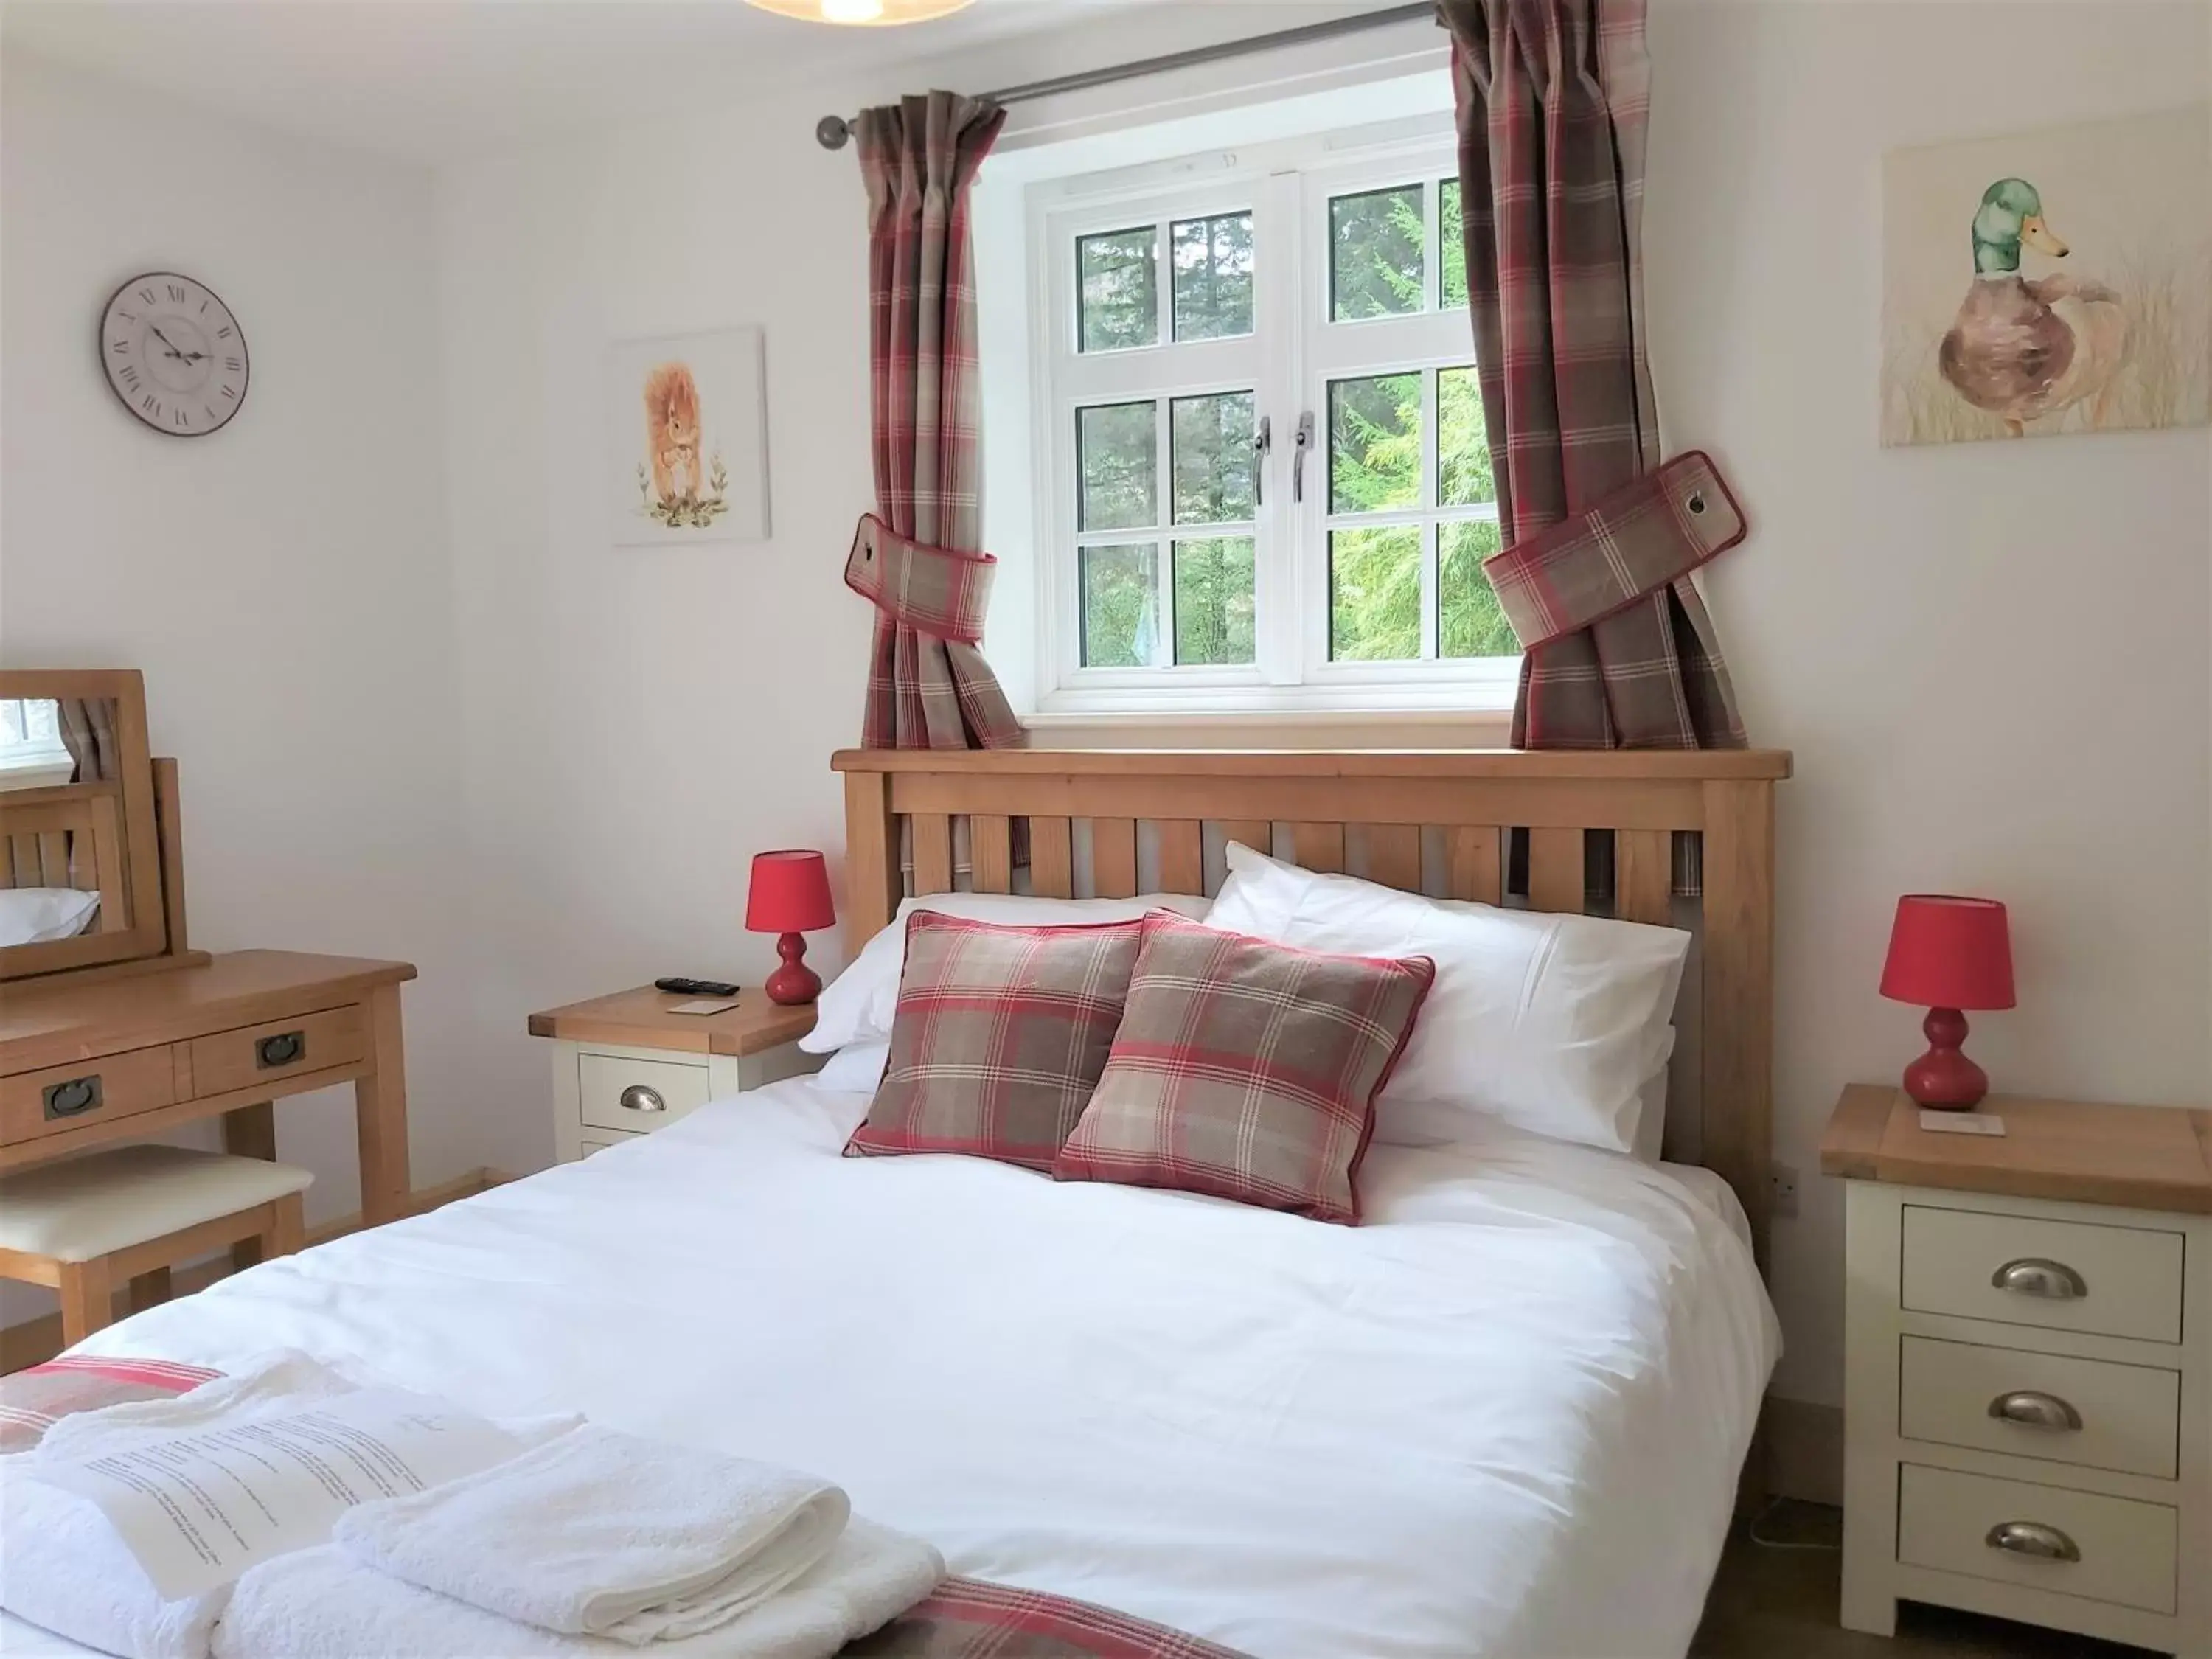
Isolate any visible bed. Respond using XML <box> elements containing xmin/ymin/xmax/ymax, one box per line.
<box><xmin>9</xmin><ymin>745</ymin><xmax>1791</xmax><ymax>1658</ymax></box>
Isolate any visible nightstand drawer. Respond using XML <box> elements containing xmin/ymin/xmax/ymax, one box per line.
<box><xmin>1898</xmin><ymin>1464</ymin><xmax>2177</xmax><ymax>1615</ymax></box>
<box><xmin>577</xmin><ymin>1052</ymin><xmax>709</xmax><ymax>1133</ymax></box>
<box><xmin>1902</xmin><ymin>1204</ymin><xmax>2185</xmax><ymax>1343</ymax></box>
<box><xmin>1900</xmin><ymin>1336</ymin><xmax>2180</xmax><ymax>1479</ymax></box>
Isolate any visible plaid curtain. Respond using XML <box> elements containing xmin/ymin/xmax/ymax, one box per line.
<box><xmin>850</xmin><ymin>91</ymin><xmax>1022</xmax><ymax>753</ymax></box>
<box><xmin>1441</xmin><ymin>0</ymin><xmax>1745</xmax><ymax>750</ymax></box>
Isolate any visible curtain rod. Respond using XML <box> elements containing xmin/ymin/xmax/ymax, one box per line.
<box><xmin>814</xmin><ymin>1</ymin><xmax>1439</xmax><ymax>149</ymax></box>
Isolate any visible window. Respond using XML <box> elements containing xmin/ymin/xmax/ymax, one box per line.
<box><xmin>0</xmin><ymin>700</ymin><xmax>73</xmax><ymax>790</ymax></box>
<box><xmin>1034</xmin><ymin>132</ymin><xmax>1514</xmax><ymax>713</ymax></box>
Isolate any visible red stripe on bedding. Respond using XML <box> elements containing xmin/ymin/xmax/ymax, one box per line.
<box><xmin>25</xmin><ymin>1356</ymin><xmax>220</xmax><ymax>1389</ymax></box>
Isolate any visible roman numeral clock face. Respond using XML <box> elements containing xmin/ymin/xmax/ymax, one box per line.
<box><xmin>100</xmin><ymin>272</ymin><xmax>248</xmax><ymax>437</ymax></box>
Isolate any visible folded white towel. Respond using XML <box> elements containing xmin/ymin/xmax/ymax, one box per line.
<box><xmin>217</xmin><ymin>1519</ymin><xmax>947</xmax><ymax>1659</ymax></box>
<box><xmin>0</xmin><ymin>1352</ymin><xmax>353</xmax><ymax>1659</ymax></box>
<box><xmin>334</xmin><ymin>1422</ymin><xmax>854</xmax><ymax>1645</ymax></box>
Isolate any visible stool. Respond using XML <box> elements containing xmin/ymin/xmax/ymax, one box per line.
<box><xmin>0</xmin><ymin>1144</ymin><xmax>313</xmax><ymax>1345</ymax></box>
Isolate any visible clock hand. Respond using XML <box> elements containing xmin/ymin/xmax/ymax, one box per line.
<box><xmin>147</xmin><ymin>324</ymin><xmax>187</xmax><ymax>360</ymax></box>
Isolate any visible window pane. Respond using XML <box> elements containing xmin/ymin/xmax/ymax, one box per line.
<box><xmin>1171</xmin><ymin>392</ymin><xmax>1255</xmax><ymax>524</ymax></box>
<box><xmin>1439</xmin><ymin>520</ymin><xmax>1514</xmax><ymax>658</ymax></box>
<box><xmin>1171</xmin><ymin>212</ymin><xmax>1253</xmax><ymax>342</ymax></box>
<box><xmin>1437</xmin><ymin>366</ymin><xmax>1494</xmax><ymax>507</ymax></box>
<box><xmin>1081</xmin><ymin>543</ymin><xmax>1162</xmax><ymax>667</ymax></box>
<box><xmin>1077</xmin><ymin>401</ymin><xmax>1156</xmax><ymax>531</ymax></box>
<box><xmin>1329</xmin><ymin>373</ymin><xmax>1421</xmax><ymax>514</ymax></box>
<box><xmin>1077</xmin><ymin>227</ymin><xmax>1158</xmax><ymax>352</ymax></box>
<box><xmin>1329</xmin><ymin>185</ymin><xmax>1423</xmax><ymax>320</ymax></box>
<box><xmin>1329</xmin><ymin>526</ymin><xmax>1422</xmax><ymax>661</ymax></box>
<box><xmin>1439</xmin><ymin>178</ymin><xmax>1467</xmax><ymax>310</ymax></box>
<box><xmin>1172</xmin><ymin>538</ymin><xmax>1255</xmax><ymax>666</ymax></box>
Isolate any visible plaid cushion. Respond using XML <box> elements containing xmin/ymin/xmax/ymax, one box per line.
<box><xmin>846</xmin><ymin>913</ymin><xmax>1142</xmax><ymax>1171</ymax></box>
<box><xmin>1054</xmin><ymin>912</ymin><xmax>1434</xmax><ymax>1225</ymax></box>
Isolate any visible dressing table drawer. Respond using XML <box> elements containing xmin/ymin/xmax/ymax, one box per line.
<box><xmin>186</xmin><ymin>1005</ymin><xmax>366</xmax><ymax>1097</ymax></box>
<box><xmin>0</xmin><ymin>1044</ymin><xmax>179</xmax><ymax>1141</ymax></box>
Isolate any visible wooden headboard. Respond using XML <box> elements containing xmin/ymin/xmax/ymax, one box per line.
<box><xmin>832</xmin><ymin>747</ymin><xmax>1790</xmax><ymax>1263</ymax></box>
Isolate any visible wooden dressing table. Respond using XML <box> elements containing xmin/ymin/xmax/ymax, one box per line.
<box><xmin>0</xmin><ymin>672</ymin><xmax>416</xmax><ymax>1233</ymax></box>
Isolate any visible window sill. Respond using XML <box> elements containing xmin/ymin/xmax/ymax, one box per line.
<box><xmin>1026</xmin><ymin>700</ymin><xmax>1514</xmax><ymax>750</ymax></box>
<box><xmin>1032</xmin><ymin>680</ymin><xmax>1518</xmax><ymax>722</ymax></box>
<box><xmin>0</xmin><ymin>759</ymin><xmax>77</xmax><ymax>793</ymax></box>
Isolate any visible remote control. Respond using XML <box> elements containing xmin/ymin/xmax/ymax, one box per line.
<box><xmin>655</xmin><ymin>976</ymin><xmax>742</xmax><ymax>998</ymax></box>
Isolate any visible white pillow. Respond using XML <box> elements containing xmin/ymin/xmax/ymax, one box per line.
<box><xmin>801</xmin><ymin>891</ymin><xmax>1213</xmax><ymax>1055</ymax></box>
<box><xmin>0</xmin><ymin>888</ymin><xmax>100</xmax><ymax>947</ymax></box>
<box><xmin>1207</xmin><ymin>843</ymin><xmax>1688</xmax><ymax>1155</ymax></box>
<box><xmin>813</xmin><ymin>1040</ymin><xmax>889</xmax><ymax>1094</ymax></box>
<box><xmin>1631</xmin><ymin>1042</ymin><xmax>1674</xmax><ymax>1164</ymax></box>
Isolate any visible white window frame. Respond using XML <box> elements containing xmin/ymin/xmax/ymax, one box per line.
<box><xmin>0</xmin><ymin>699</ymin><xmax>74</xmax><ymax>791</ymax></box>
<box><xmin>1028</xmin><ymin>126</ymin><xmax>1517</xmax><ymax>718</ymax></box>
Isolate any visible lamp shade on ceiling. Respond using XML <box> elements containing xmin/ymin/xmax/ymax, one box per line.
<box><xmin>747</xmin><ymin>850</ymin><xmax>837</xmax><ymax>934</ymax></box>
<box><xmin>1879</xmin><ymin>895</ymin><xmax>2015</xmax><ymax>1012</ymax></box>
<box><xmin>745</xmin><ymin>0</ymin><xmax>976</xmax><ymax>24</ymax></box>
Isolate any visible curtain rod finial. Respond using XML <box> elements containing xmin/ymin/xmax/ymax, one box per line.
<box><xmin>817</xmin><ymin>114</ymin><xmax>853</xmax><ymax>150</ymax></box>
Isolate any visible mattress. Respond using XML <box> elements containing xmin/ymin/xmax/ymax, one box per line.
<box><xmin>13</xmin><ymin>1076</ymin><xmax>1779</xmax><ymax>1659</ymax></box>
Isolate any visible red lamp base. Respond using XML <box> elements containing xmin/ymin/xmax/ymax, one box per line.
<box><xmin>1902</xmin><ymin>1006</ymin><xmax>1988</xmax><ymax>1110</ymax></box>
<box><xmin>764</xmin><ymin>931</ymin><xmax>821</xmax><ymax>1006</ymax></box>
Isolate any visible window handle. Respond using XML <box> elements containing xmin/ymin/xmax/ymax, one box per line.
<box><xmin>1252</xmin><ymin>414</ymin><xmax>1271</xmax><ymax>508</ymax></box>
<box><xmin>1292</xmin><ymin>410</ymin><xmax>1315</xmax><ymax>503</ymax></box>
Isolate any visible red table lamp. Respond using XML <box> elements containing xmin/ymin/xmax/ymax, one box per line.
<box><xmin>747</xmin><ymin>850</ymin><xmax>837</xmax><ymax>1006</ymax></box>
<box><xmin>1879</xmin><ymin>895</ymin><xmax>2015</xmax><ymax>1110</ymax></box>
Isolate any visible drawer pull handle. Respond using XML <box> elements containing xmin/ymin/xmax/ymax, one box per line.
<box><xmin>257</xmin><ymin>1031</ymin><xmax>307</xmax><ymax>1069</ymax></box>
<box><xmin>1985</xmin><ymin>1520</ymin><xmax>2080</xmax><ymax>1563</ymax></box>
<box><xmin>1988</xmin><ymin>1391</ymin><xmax>2082</xmax><ymax>1431</ymax></box>
<box><xmin>618</xmin><ymin>1084</ymin><xmax>667</xmax><ymax>1114</ymax></box>
<box><xmin>1991</xmin><ymin>1258</ymin><xmax>2087</xmax><ymax>1300</ymax></box>
<box><xmin>42</xmin><ymin>1076</ymin><xmax>103</xmax><ymax>1119</ymax></box>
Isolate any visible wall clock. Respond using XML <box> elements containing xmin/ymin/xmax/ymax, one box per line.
<box><xmin>98</xmin><ymin>271</ymin><xmax>249</xmax><ymax>437</ymax></box>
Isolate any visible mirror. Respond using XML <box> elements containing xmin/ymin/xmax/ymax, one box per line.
<box><xmin>0</xmin><ymin>670</ymin><xmax>166</xmax><ymax>980</ymax></box>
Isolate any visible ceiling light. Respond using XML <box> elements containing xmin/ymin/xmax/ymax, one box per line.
<box><xmin>745</xmin><ymin>0</ymin><xmax>978</xmax><ymax>24</ymax></box>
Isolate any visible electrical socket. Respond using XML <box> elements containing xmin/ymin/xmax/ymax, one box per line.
<box><xmin>1770</xmin><ymin>1162</ymin><xmax>1801</xmax><ymax>1219</ymax></box>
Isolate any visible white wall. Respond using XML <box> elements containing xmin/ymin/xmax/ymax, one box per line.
<box><xmin>0</xmin><ymin>52</ymin><xmax>484</xmax><ymax>1300</ymax></box>
<box><xmin>1645</xmin><ymin>0</ymin><xmax>2211</xmax><ymax>1405</ymax></box>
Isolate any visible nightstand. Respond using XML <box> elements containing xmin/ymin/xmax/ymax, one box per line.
<box><xmin>1822</xmin><ymin>1085</ymin><xmax>2212</xmax><ymax>1658</ymax></box>
<box><xmin>526</xmin><ymin>987</ymin><xmax>819</xmax><ymax>1163</ymax></box>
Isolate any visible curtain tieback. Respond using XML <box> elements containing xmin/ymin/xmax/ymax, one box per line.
<box><xmin>1481</xmin><ymin>451</ymin><xmax>1747</xmax><ymax>650</ymax></box>
<box><xmin>844</xmin><ymin>512</ymin><xmax>998</xmax><ymax>644</ymax></box>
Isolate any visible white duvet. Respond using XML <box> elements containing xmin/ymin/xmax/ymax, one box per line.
<box><xmin>16</xmin><ymin>1078</ymin><xmax>1778</xmax><ymax>1659</ymax></box>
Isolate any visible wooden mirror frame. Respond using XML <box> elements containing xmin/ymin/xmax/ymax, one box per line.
<box><xmin>0</xmin><ymin>669</ymin><xmax>167</xmax><ymax>981</ymax></box>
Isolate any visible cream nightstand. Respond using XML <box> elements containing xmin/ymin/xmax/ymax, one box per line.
<box><xmin>1823</xmin><ymin>1085</ymin><xmax>2212</xmax><ymax>1658</ymax></box>
<box><xmin>526</xmin><ymin>987</ymin><xmax>819</xmax><ymax>1163</ymax></box>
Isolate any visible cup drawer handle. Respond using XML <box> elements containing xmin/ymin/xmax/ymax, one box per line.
<box><xmin>42</xmin><ymin>1076</ymin><xmax>104</xmax><ymax>1119</ymax></box>
<box><xmin>1985</xmin><ymin>1520</ymin><xmax>2080</xmax><ymax>1563</ymax></box>
<box><xmin>257</xmin><ymin>1031</ymin><xmax>307</xmax><ymax>1069</ymax></box>
<box><xmin>1991</xmin><ymin>1257</ymin><xmax>2087</xmax><ymax>1300</ymax></box>
<box><xmin>617</xmin><ymin>1084</ymin><xmax>667</xmax><ymax>1114</ymax></box>
<box><xmin>1988</xmin><ymin>1391</ymin><xmax>2082</xmax><ymax>1431</ymax></box>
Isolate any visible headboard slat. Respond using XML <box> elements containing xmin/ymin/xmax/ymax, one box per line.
<box><xmin>1617</xmin><ymin>830</ymin><xmax>1673</xmax><ymax>925</ymax></box>
<box><xmin>1365</xmin><ymin>824</ymin><xmax>1422</xmax><ymax>893</ymax></box>
<box><xmin>1157</xmin><ymin>821</ymin><xmax>1203</xmax><ymax>897</ymax></box>
<box><xmin>1526</xmin><ymin>827</ymin><xmax>1585</xmax><ymax>914</ymax></box>
<box><xmin>1216</xmin><ymin>820</ymin><xmax>1271</xmax><ymax>863</ymax></box>
<box><xmin>1091</xmin><ymin>818</ymin><xmax>1138</xmax><ymax>899</ymax></box>
<box><xmin>1290</xmin><ymin>822</ymin><xmax>1345</xmax><ymax>874</ymax></box>
<box><xmin>971</xmin><ymin>815</ymin><xmax>1013</xmax><ymax>895</ymax></box>
<box><xmin>913</xmin><ymin>814</ymin><xmax>954</xmax><ymax>896</ymax></box>
<box><xmin>1029</xmin><ymin>817</ymin><xmax>1074</xmax><ymax>897</ymax></box>
<box><xmin>1447</xmin><ymin>826</ymin><xmax>1503</xmax><ymax>903</ymax></box>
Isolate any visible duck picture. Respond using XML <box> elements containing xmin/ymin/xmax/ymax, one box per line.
<box><xmin>1937</xmin><ymin>177</ymin><xmax>2128</xmax><ymax>436</ymax></box>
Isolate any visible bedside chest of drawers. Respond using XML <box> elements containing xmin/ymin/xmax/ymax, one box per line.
<box><xmin>526</xmin><ymin>987</ymin><xmax>818</xmax><ymax>1163</ymax></box>
<box><xmin>1823</xmin><ymin>1085</ymin><xmax>2212</xmax><ymax>1658</ymax></box>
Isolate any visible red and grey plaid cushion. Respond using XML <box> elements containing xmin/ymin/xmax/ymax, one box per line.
<box><xmin>846</xmin><ymin>912</ymin><xmax>1142</xmax><ymax>1172</ymax></box>
<box><xmin>1054</xmin><ymin>911</ymin><xmax>1434</xmax><ymax>1225</ymax></box>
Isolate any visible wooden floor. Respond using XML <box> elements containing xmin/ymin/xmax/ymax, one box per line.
<box><xmin>1691</xmin><ymin>1503</ymin><xmax>2157</xmax><ymax>1658</ymax></box>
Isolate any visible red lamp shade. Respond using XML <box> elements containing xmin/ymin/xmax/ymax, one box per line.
<box><xmin>748</xmin><ymin>851</ymin><xmax>835</xmax><ymax>1006</ymax></box>
<box><xmin>746</xmin><ymin>850</ymin><xmax>836</xmax><ymax>935</ymax></box>
<box><xmin>1879</xmin><ymin>895</ymin><xmax>2015</xmax><ymax>1012</ymax></box>
<box><xmin>1879</xmin><ymin>895</ymin><xmax>2014</xmax><ymax>1110</ymax></box>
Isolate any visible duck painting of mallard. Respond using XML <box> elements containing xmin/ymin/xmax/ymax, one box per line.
<box><xmin>1938</xmin><ymin>178</ymin><xmax>2127</xmax><ymax>436</ymax></box>
<box><xmin>1882</xmin><ymin>108</ymin><xmax>2210</xmax><ymax>448</ymax></box>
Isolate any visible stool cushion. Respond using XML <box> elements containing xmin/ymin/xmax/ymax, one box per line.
<box><xmin>0</xmin><ymin>1145</ymin><xmax>313</xmax><ymax>1263</ymax></box>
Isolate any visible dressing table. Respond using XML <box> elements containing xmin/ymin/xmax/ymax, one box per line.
<box><xmin>0</xmin><ymin>672</ymin><xmax>417</xmax><ymax>1230</ymax></box>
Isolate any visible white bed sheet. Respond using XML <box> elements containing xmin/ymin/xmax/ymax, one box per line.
<box><xmin>13</xmin><ymin>1077</ymin><xmax>1778</xmax><ymax>1659</ymax></box>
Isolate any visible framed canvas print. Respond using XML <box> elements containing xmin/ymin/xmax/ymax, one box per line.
<box><xmin>1882</xmin><ymin>104</ymin><xmax>2210</xmax><ymax>448</ymax></box>
<box><xmin>608</xmin><ymin>327</ymin><xmax>770</xmax><ymax>546</ymax></box>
